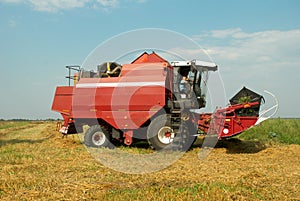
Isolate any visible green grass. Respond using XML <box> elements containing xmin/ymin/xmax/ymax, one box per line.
<box><xmin>104</xmin><ymin>182</ymin><xmax>264</xmax><ymax>200</ymax></box>
<box><xmin>237</xmin><ymin>118</ymin><xmax>300</xmax><ymax>145</ymax></box>
<box><xmin>0</xmin><ymin>121</ymin><xmax>31</xmax><ymax>130</ymax></box>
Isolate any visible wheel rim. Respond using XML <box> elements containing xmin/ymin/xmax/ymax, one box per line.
<box><xmin>157</xmin><ymin>126</ymin><xmax>174</xmax><ymax>144</ymax></box>
<box><xmin>92</xmin><ymin>131</ymin><xmax>106</xmax><ymax>146</ymax></box>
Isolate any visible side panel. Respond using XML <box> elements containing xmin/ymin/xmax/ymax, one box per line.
<box><xmin>51</xmin><ymin>86</ymin><xmax>73</xmax><ymax>116</ymax></box>
<box><xmin>220</xmin><ymin>116</ymin><xmax>258</xmax><ymax>138</ymax></box>
<box><xmin>198</xmin><ymin>103</ymin><xmax>260</xmax><ymax>138</ymax></box>
<box><xmin>72</xmin><ymin>85</ymin><xmax>165</xmax><ymax>129</ymax></box>
<box><xmin>72</xmin><ymin>63</ymin><xmax>168</xmax><ymax>129</ymax></box>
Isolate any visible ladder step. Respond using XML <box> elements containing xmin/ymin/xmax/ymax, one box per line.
<box><xmin>172</xmin><ymin>123</ymin><xmax>181</xmax><ymax>127</ymax></box>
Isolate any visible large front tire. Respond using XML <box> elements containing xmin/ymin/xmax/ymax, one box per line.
<box><xmin>172</xmin><ymin>121</ymin><xmax>197</xmax><ymax>151</ymax></box>
<box><xmin>147</xmin><ymin>114</ymin><xmax>174</xmax><ymax>150</ymax></box>
<box><xmin>84</xmin><ymin>125</ymin><xmax>112</xmax><ymax>148</ymax></box>
<box><xmin>147</xmin><ymin>114</ymin><xmax>196</xmax><ymax>151</ymax></box>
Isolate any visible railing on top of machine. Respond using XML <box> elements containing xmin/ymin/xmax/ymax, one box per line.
<box><xmin>66</xmin><ymin>65</ymin><xmax>81</xmax><ymax>86</ymax></box>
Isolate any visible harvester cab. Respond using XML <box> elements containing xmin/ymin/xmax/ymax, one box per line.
<box><xmin>171</xmin><ymin>60</ymin><xmax>217</xmax><ymax>109</ymax></box>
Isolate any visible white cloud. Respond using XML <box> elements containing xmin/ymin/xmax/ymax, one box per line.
<box><xmin>97</xmin><ymin>0</ymin><xmax>118</xmax><ymax>7</ymax></box>
<box><xmin>190</xmin><ymin>29</ymin><xmax>300</xmax><ymax>117</ymax></box>
<box><xmin>0</xmin><ymin>0</ymin><xmax>147</xmax><ymax>12</ymax></box>
<box><xmin>131</xmin><ymin>0</ymin><xmax>147</xmax><ymax>2</ymax></box>
<box><xmin>28</xmin><ymin>0</ymin><xmax>89</xmax><ymax>12</ymax></box>
<box><xmin>0</xmin><ymin>0</ymin><xmax>122</xmax><ymax>12</ymax></box>
<box><xmin>8</xmin><ymin>19</ymin><xmax>17</xmax><ymax>28</ymax></box>
<box><xmin>0</xmin><ymin>0</ymin><xmax>23</xmax><ymax>3</ymax></box>
<box><xmin>193</xmin><ymin>29</ymin><xmax>300</xmax><ymax>65</ymax></box>
<box><xmin>210</xmin><ymin>28</ymin><xmax>242</xmax><ymax>38</ymax></box>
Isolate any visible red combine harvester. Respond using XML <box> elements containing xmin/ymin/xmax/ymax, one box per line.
<box><xmin>52</xmin><ymin>52</ymin><xmax>265</xmax><ymax>151</ymax></box>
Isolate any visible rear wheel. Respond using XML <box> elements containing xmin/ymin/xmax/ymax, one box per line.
<box><xmin>84</xmin><ymin>125</ymin><xmax>112</xmax><ymax>148</ymax></box>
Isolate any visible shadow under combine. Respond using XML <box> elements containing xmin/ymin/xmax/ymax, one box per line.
<box><xmin>192</xmin><ymin>137</ymin><xmax>267</xmax><ymax>154</ymax></box>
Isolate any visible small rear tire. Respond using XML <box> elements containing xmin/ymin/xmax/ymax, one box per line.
<box><xmin>84</xmin><ymin>125</ymin><xmax>112</xmax><ymax>148</ymax></box>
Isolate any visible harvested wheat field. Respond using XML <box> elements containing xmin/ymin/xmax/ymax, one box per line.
<box><xmin>0</xmin><ymin>120</ymin><xmax>299</xmax><ymax>200</ymax></box>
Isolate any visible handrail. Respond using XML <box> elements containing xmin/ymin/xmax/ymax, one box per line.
<box><xmin>66</xmin><ymin>65</ymin><xmax>80</xmax><ymax>86</ymax></box>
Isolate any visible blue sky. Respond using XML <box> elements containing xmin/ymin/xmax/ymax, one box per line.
<box><xmin>0</xmin><ymin>0</ymin><xmax>299</xmax><ymax>119</ymax></box>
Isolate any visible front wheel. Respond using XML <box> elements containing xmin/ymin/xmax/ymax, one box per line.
<box><xmin>147</xmin><ymin>114</ymin><xmax>196</xmax><ymax>151</ymax></box>
<box><xmin>147</xmin><ymin>114</ymin><xmax>174</xmax><ymax>150</ymax></box>
<box><xmin>84</xmin><ymin>125</ymin><xmax>112</xmax><ymax>148</ymax></box>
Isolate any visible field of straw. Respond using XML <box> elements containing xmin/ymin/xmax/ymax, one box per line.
<box><xmin>0</xmin><ymin>120</ymin><xmax>299</xmax><ymax>200</ymax></box>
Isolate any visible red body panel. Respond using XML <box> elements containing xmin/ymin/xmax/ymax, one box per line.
<box><xmin>131</xmin><ymin>51</ymin><xmax>168</xmax><ymax>64</ymax></box>
<box><xmin>51</xmin><ymin>86</ymin><xmax>73</xmax><ymax>116</ymax></box>
<box><xmin>198</xmin><ymin>102</ymin><xmax>259</xmax><ymax>138</ymax></box>
<box><xmin>52</xmin><ymin>62</ymin><xmax>169</xmax><ymax>130</ymax></box>
<box><xmin>221</xmin><ymin>116</ymin><xmax>258</xmax><ymax>138</ymax></box>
